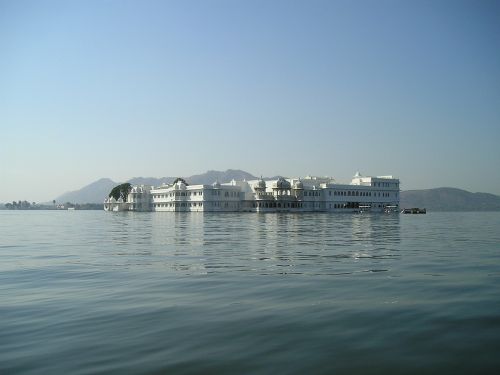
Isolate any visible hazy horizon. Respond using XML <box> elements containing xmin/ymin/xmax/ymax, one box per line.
<box><xmin>2</xmin><ymin>0</ymin><xmax>499</xmax><ymax>202</ymax></box>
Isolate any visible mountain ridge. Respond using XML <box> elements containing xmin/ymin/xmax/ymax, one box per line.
<box><xmin>400</xmin><ymin>187</ymin><xmax>500</xmax><ymax>211</ymax></box>
<box><xmin>55</xmin><ymin>178</ymin><xmax>118</xmax><ymax>204</ymax></box>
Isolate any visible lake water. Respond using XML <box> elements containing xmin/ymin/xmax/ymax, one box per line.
<box><xmin>1</xmin><ymin>211</ymin><xmax>500</xmax><ymax>374</ymax></box>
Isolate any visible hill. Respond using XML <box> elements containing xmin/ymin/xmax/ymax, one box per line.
<box><xmin>400</xmin><ymin>188</ymin><xmax>500</xmax><ymax>211</ymax></box>
<box><xmin>55</xmin><ymin>178</ymin><xmax>118</xmax><ymax>204</ymax></box>
<box><xmin>127</xmin><ymin>170</ymin><xmax>256</xmax><ymax>187</ymax></box>
<box><xmin>187</xmin><ymin>169</ymin><xmax>256</xmax><ymax>185</ymax></box>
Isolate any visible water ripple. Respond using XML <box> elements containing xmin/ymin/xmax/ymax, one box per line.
<box><xmin>1</xmin><ymin>211</ymin><xmax>500</xmax><ymax>374</ymax></box>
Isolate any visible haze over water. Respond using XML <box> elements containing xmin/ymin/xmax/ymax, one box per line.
<box><xmin>1</xmin><ymin>211</ymin><xmax>500</xmax><ymax>374</ymax></box>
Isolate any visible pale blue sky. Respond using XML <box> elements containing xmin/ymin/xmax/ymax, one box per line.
<box><xmin>1</xmin><ymin>0</ymin><xmax>499</xmax><ymax>202</ymax></box>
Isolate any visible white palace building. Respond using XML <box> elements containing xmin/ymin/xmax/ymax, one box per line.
<box><xmin>104</xmin><ymin>172</ymin><xmax>400</xmax><ymax>213</ymax></box>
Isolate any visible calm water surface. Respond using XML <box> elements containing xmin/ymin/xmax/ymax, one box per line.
<box><xmin>1</xmin><ymin>211</ymin><xmax>500</xmax><ymax>374</ymax></box>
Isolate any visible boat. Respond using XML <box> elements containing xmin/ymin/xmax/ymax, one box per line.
<box><xmin>384</xmin><ymin>205</ymin><xmax>399</xmax><ymax>213</ymax></box>
<box><xmin>401</xmin><ymin>208</ymin><xmax>426</xmax><ymax>214</ymax></box>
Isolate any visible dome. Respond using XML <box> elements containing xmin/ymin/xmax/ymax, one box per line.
<box><xmin>273</xmin><ymin>177</ymin><xmax>291</xmax><ymax>189</ymax></box>
<box><xmin>256</xmin><ymin>178</ymin><xmax>266</xmax><ymax>189</ymax></box>
<box><xmin>212</xmin><ymin>180</ymin><xmax>221</xmax><ymax>188</ymax></box>
<box><xmin>293</xmin><ymin>179</ymin><xmax>304</xmax><ymax>189</ymax></box>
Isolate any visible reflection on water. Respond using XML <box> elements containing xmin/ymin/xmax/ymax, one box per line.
<box><xmin>1</xmin><ymin>211</ymin><xmax>499</xmax><ymax>375</ymax></box>
<box><xmin>145</xmin><ymin>212</ymin><xmax>401</xmax><ymax>276</ymax></box>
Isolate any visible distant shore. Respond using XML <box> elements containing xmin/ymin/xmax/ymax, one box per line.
<box><xmin>1</xmin><ymin>202</ymin><xmax>102</xmax><ymax>211</ymax></box>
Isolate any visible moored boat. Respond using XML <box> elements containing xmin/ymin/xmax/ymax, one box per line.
<box><xmin>401</xmin><ymin>208</ymin><xmax>426</xmax><ymax>214</ymax></box>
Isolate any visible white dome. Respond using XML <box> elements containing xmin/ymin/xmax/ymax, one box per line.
<box><xmin>256</xmin><ymin>178</ymin><xmax>266</xmax><ymax>189</ymax></box>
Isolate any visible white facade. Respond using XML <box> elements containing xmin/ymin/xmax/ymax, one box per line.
<box><xmin>104</xmin><ymin>173</ymin><xmax>400</xmax><ymax>213</ymax></box>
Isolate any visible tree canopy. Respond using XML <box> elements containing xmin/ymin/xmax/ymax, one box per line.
<box><xmin>109</xmin><ymin>183</ymin><xmax>132</xmax><ymax>201</ymax></box>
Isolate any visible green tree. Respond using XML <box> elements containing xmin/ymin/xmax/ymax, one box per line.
<box><xmin>109</xmin><ymin>183</ymin><xmax>132</xmax><ymax>202</ymax></box>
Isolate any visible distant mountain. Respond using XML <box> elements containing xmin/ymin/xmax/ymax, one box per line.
<box><xmin>187</xmin><ymin>169</ymin><xmax>256</xmax><ymax>185</ymax></box>
<box><xmin>127</xmin><ymin>170</ymin><xmax>257</xmax><ymax>187</ymax></box>
<box><xmin>400</xmin><ymin>188</ymin><xmax>500</xmax><ymax>211</ymax></box>
<box><xmin>55</xmin><ymin>178</ymin><xmax>118</xmax><ymax>204</ymax></box>
<box><xmin>54</xmin><ymin>170</ymin><xmax>258</xmax><ymax>204</ymax></box>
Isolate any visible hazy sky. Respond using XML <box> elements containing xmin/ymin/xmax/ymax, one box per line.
<box><xmin>1</xmin><ymin>0</ymin><xmax>499</xmax><ymax>202</ymax></box>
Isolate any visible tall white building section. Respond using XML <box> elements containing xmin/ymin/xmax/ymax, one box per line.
<box><xmin>104</xmin><ymin>173</ymin><xmax>400</xmax><ymax>213</ymax></box>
